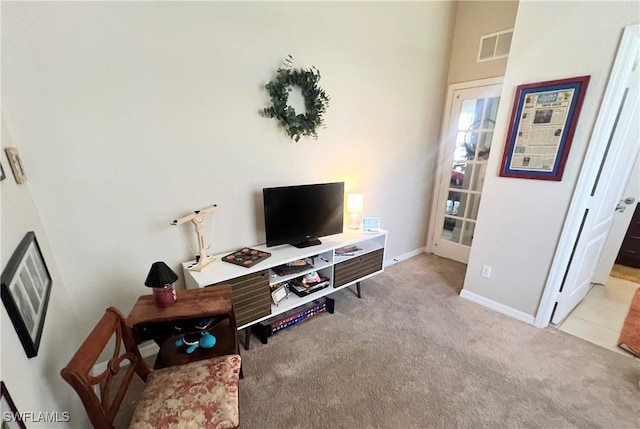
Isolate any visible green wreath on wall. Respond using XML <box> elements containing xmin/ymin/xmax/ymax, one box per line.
<box><xmin>261</xmin><ymin>56</ymin><xmax>330</xmax><ymax>142</ymax></box>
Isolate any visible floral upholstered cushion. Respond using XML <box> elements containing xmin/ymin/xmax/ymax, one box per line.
<box><xmin>129</xmin><ymin>354</ymin><xmax>241</xmax><ymax>429</ymax></box>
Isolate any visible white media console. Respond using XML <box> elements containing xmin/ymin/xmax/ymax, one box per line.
<box><xmin>182</xmin><ymin>229</ymin><xmax>388</xmax><ymax>348</ymax></box>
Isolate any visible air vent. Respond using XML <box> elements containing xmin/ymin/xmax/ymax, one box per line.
<box><xmin>478</xmin><ymin>29</ymin><xmax>513</xmax><ymax>62</ymax></box>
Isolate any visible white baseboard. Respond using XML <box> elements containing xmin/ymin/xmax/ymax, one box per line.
<box><xmin>384</xmin><ymin>247</ymin><xmax>426</xmax><ymax>267</ymax></box>
<box><xmin>92</xmin><ymin>341</ymin><xmax>159</xmax><ymax>375</ymax></box>
<box><xmin>460</xmin><ymin>289</ymin><xmax>535</xmax><ymax>325</ymax></box>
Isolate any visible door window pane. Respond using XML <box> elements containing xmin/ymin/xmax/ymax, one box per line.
<box><xmin>445</xmin><ymin>191</ymin><xmax>467</xmax><ymax>216</ymax></box>
<box><xmin>442</xmin><ymin>217</ymin><xmax>462</xmax><ymax>243</ymax></box>
<box><xmin>458</xmin><ymin>99</ymin><xmax>485</xmax><ymax>131</ymax></box>
<box><xmin>461</xmin><ymin>120</ymin><xmax>494</xmax><ymax>161</ymax></box>
<box><xmin>477</xmin><ymin>132</ymin><xmax>493</xmax><ymax>160</ymax></box>
<box><xmin>467</xmin><ymin>194</ymin><xmax>481</xmax><ymax>220</ymax></box>
<box><xmin>485</xmin><ymin>97</ymin><xmax>500</xmax><ymax>125</ymax></box>
<box><xmin>454</xmin><ymin>132</ymin><xmax>474</xmax><ymax>161</ymax></box>
<box><xmin>461</xmin><ymin>131</ymin><xmax>479</xmax><ymax>161</ymax></box>
<box><xmin>450</xmin><ymin>163</ymin><xmax>465</xmax><ymax>188</ymax></box>
<box><xmin>470</xmin><ymin>164</ymin><xmax>486</xmax><ymax>192</ymax></box>
<box><xmin>462</xmin><ymin>221</ymin><xmax>476</xmax><ymax>246</ymax></box>
<box><xmin>451</xmin><ymin>163</ymin><xmax>473</xmax><ymax>190</ymax></box>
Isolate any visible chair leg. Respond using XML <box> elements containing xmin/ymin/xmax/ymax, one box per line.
<box><xmin>236</xmin><ymin>337</ymin><xmax>244</xmax><ymax>379</ymax></box>
<box><xmin>244</xmin><ymin>328</ymin><xmax>251</xmax><ymax>350</ymax></box>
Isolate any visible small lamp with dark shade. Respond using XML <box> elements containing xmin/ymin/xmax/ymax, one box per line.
<box><xmin>145</xmin><ymin>261</ymin><xmax>179</xmax><ymax>307</ymax></box>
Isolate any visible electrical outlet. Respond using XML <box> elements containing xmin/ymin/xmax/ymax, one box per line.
<box><xmin>481</xmin><ymin>265</ymin><xmax>492</xmax><ymax>279</ymax></box>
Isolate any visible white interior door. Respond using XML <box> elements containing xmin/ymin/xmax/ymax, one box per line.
<box><xmin>551</xmin><ymin>27</ymin><xmax>639</xmax><ymax>324</ymax></box>
<box><xmin>430</xmin><ymin>84</ymin><xmax>502</xmax><ymax>263</ymax></box>
<box><xmin>591</xmin><ymin>156</ymin><xmax>639</xmax><ymax>284</ymax></box>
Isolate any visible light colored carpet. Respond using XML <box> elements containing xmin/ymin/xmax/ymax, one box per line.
<box><xmin>611</xmin><ymin>263</ymin><xmax>640</xmax><ymax>284</ymax></box>
<box><xmin>116</xmin><ymin>253</ymin><xmax>640</xmax><ymax>428</ymax></box>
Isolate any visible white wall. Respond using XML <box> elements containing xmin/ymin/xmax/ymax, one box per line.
<box><xmin>462</xmin><ymin>1</ymin><xmax>639</xmax><ymax>317</ymax></box>
<box><xmin>2</xmin><ymin>1</ymin><xmax>455</xmax><ymax>359</ymax></box>
<box><xmin>447</xmin><ymin>0</ymin><xmax>519</xmax><ymax>84</ymax></box>
<box><xmin>1</xmin><ymin>118</ymin><xmax>88</xmax><ymax>427</ymax></box>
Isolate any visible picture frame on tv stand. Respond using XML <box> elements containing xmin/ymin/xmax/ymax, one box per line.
<box><xmin>271</xmin><ymin>284</ymin><xmax>289</xmax><ymax>305</ymax></box>
<box><xmin>361</xmin><ymin>217</ymin><xmax>380</xmax><ymax>232</ymax></box>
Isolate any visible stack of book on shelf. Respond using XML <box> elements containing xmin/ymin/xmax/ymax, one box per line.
<box><xmin>253</xmin><ymin>298</ymin><xmax>328</xmax><ymax>344</ymax></box>
<box><xmin>288</xmin><ymin>271</ymin><xmax>330</xmax><ymax>297</ymax></box>
<box><xmin>269</xmin><ymin>299</ymin><xmax>326</xmax><ymax>335</ymax></box>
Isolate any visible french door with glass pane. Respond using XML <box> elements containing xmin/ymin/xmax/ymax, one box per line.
<box><xmin>430</xmin><ymin>84</ymin><xmax>502</xmax><ymax>263</ymax></box>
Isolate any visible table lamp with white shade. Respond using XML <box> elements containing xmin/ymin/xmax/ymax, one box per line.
<box><xmin>347</xmin><ymin>193</ymin><xmax>364</xmax><ymax>230</ymax></box>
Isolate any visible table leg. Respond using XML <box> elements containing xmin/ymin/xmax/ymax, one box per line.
<box><xmin>356</xmin><ymin>281</ymin><xmax>362</xmax><ymax>298</ymax></box>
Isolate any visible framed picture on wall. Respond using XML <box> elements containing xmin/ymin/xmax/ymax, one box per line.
<box><xmin>1</xmin><ymin>231</ymin><xmax>52</xmax><ymax>358</ymax></box>
<box><xmin>1</xmin><ymin>382</ymin><xmax>27</xmax><ymax>429</ymax></box>
<box><xmin>4</xmin><ymin>147</ymin><xmax>27</xmax><ymax>184</ymax></box>
<box><xmin>499</xmin><ymin>75</ymin><xmax>590</xmax><ymax>181</ymax></box>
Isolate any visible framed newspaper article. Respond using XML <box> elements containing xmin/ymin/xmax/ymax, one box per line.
<box><xmin>499</xmin><ymin>76</ymin><xmax>590</xmax><ymax>180</ymax></box>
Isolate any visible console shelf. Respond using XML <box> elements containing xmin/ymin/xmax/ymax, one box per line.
<box><xmin>182</xmin><ymin>229</ymin><xmax>387</xmax><ymax>348</ymax></box>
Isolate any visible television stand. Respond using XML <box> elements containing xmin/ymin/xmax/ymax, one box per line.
<box><xmin>290</xmin><ymin>237</ymin><xmax>322</xmax><ymax>248</ymax></box>
<box><xmin>182</xmin><ymin>230</ymin><xmax>387</xmax><ymax>350</ymax></box>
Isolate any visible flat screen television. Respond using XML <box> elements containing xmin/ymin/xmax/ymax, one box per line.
<box><xmin>263</xmin><ymin>182</ymin><xmax>345</xmax><ymax>248</ymax></box>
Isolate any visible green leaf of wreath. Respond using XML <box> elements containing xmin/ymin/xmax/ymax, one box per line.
<box><xmin>261</xmin><ymin>59</ymin><xmax>330</xmax><ymax>142</ymax></box>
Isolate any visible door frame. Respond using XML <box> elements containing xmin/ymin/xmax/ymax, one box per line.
<box><xmin>426</xmin><ymin>76</ymin><xmax>503</xmax><ymax>254</ymax></box>
<box><xmin>534</xmin><ymin>24</ymin><xmax>639</xmax><ymax>328</ymax></box>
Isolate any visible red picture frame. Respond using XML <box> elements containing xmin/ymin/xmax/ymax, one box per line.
<box><xmin>499</xmin><ymin>76</ymin><xmax>590</xmax><ymax>181</ymax></box>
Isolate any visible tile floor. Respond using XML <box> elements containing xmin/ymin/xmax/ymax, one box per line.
<box><xmin>559</xmin><ymin>275</ymin><xmax>639</xmax><ymax>359</ymax></box>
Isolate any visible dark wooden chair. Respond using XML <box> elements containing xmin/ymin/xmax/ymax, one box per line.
<box><xmin>60</xmin><ymin>307</ymin><xmax>241</xmax><ymax>429</ymax></box>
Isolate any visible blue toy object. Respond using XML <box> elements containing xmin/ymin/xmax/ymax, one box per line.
<box><xmin>175</xmin><ymin>331</ymin><xmax>217</xmax><ymax>354</ymax></box>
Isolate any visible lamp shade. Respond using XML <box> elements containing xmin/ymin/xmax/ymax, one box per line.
<box><xmin>347</xmin><ymin>193</ymin><xmax>364</xmax><ymax>230</ymax></box>
<box><xmin>347</xmin><ymin>193</ymin><xmax>364</xmax><ymax>214</ymax></box>
<box><xmin>144</xmin><ymin>261</ymin><xmax>179</xmax><ymax>288</ymax></box>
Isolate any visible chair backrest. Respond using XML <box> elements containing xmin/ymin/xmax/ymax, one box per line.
<box><xmin>61</xmin><ymin>307</ymin><xmax>151</xmax><ymax>429</ymax></box>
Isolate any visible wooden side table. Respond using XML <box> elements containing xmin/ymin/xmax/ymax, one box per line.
<box><xmin>126</xmin><ymin>285</ymin><xmax>241</xmax><ymax>370</ymax></box>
